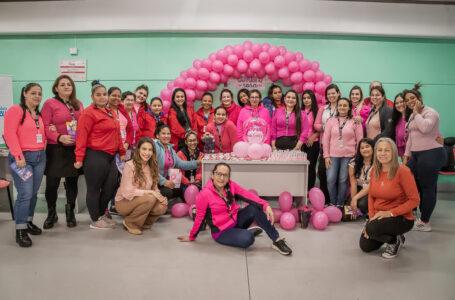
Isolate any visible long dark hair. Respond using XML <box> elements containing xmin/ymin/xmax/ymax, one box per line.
<box><xmin>267</xmin><ymin>84</ymin><xmax>283</xmax><ymax>108</ymax></box>
<box><xmin>390</xmin><ymin>93</ymin><xmax>412</xmax><ymax>140</ymax></box>
<box><xmin>131</xmin><ymin>137</ymin><xmax>159</xmax><ymax>189</ymax></box>
<box><xmin>335</xmin><ymin>97</ymin><xmax>353</xmax><ymax>119</ymax></box>
<box><xmin>353</xmin><ymin>138</ymin><xmax>375</xmax><ymax>178</ymax></box>
<box><xmin>301</xmin><ymin>89</ymin><xmax>318</xmax><ymax>129</ymax></box>
<box><xmin>20</xmin><ymin>82</ymin><xmax>42</xmax><ymax>124</ymax></box>
<box><xmin>52</xmin><ymin>75</ymin><xmax>80</xmax><ymax>110</ymax></box>
<box><xmin>237</xmin><ymin>89</ymin><xmax>249</xmax><ymax>107</ymax></box>
<box><xmin>171</xmin><ymin>88</ymin><xmax>191</xmax><ymax>129</ymax></box>
<box><xmin>212</xmin><ymin>162</ymin><xmax>234</xmax><ymax>205</ymax></box>
<box><xmin>284</xmin><ymin>89</ymin><xmax>302</xmax><ymax>137</ymax></box>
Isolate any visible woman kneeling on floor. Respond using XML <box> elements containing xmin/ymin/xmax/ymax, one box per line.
<box><xmin>115</xmin><ymin>137</ymin><xmax>167</xmax><ymax>235</ymax></box>
<box><xmin>178</xmin><ymin>162</ymin><xmax>292</xmax><ymax>255</ymax></box>
<box><xmin>360</xmin><ymin>138</ymin><xmax>419</xmax><ymax>259</ymax></box>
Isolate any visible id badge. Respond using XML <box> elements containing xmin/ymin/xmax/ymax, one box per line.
<box><xmin>36</xmin><ymin>133</ymin><xmax>43</xmax><ymax>144</ymax></box>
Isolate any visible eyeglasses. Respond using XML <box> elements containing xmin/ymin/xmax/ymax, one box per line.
<box><xmin>214</xmin><ymin>172</ymin><xmax>229</xmax><ymax>179</ymax></box>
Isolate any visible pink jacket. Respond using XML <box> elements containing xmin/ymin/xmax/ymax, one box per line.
<box><xmin>41</xmin><ymin>98</ymin><xmax>84</xmax><ymax>145</ymax></box>
<box><xmin>352</xmin><ymin>103</ymin><xmax>371</xmax><ymax>128</ymax></box>
<box><xmin>405</xmin><ymin>106</ymin><xmax>443</xmax><ymax>156</ymax></box>
<box><xmin>205</xmin><ymin>120</ymin><xmax>238</xmax><ymax>153</ymax></box>
<box><xmin>323</xmin><ymin>117</ymin><xmax>363</xmax><ymax>158</ymax></box>
<box><xmin>4</xmin><ymin>105</ymin><xmax>46</xmax><ymax>160</ymax></box>
<box><xmin>236</xmin><ymin>105</ymin><xmax>271</xmax><ymax>144</ymax></box>
<box><xmin>271</xmin><ymin>107</ymin><xmax>309</xmax><ymax>143</ymax></box>
<box><xmin>189</xmin><ymin>179</ymin><xmax>270</xmax><ymax>241</ymax></box>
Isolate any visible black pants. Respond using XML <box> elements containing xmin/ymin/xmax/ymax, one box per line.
<box><xmin>407</xmin><ymin>147</ymin><xmax>446</xmax><ymax>223</ymax></box>
<box><xmin>303</xmin><ymin>141</ymin><xmax>320</xmax><ymax>190</ymax></box>
<box><xmin>275</xmin><ymin>136</ymin><xmax>299</xmax><ymax>150</ymax></box>
<box><xmin>83</xmin><ymin>149</ymin><xmax>118</xmax><ymax>222</ymax></box>
<box><xmin>159</xmin><ymin>185</ymin><xmax>182</xmax><ymax>208</ymax></box>
<box><xmin>359</xmin><ymin>216</ymin><xmax>414</xmax><ymax>252</ymax></box>
<box><xmin>317</xmin><ymin>148</ymin><xmax>330</xmax><ymax>204</ymax></box>
<box><xmin>45</xmin><ymin>176</ymin><xmax>79</xmax><ymax>209</ymax></box>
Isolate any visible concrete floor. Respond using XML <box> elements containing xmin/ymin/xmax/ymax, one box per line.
<box><xmin>1</xmin><ymin>199</ymin><xmax>454</xmax><ymax>300</ymax></box>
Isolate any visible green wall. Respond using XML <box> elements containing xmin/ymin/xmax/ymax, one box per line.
<box><xmin>1</xmin><ymin>32</ymin><xmax>454</xmax><ymax>136</ymax></box>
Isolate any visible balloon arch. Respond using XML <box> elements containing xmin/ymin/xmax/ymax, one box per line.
<box><xmin>159</xmin><ymin>40</ymin><xmax>332</xmax><ymax>112</ymax></box>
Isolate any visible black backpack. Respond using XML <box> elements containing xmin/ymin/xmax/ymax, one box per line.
<box><xmin>441</xmin><ymin>137</ymin><xmax>455</xmax><ymax>172</ymax></box>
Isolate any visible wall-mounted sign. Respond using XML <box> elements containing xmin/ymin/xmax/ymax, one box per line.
<box><xmin>229</xmin><ymin>76</ymin><xmax>272</xmax><ymax>91</ymax></box>
<box><xmin>59</xmin><ymin>59</ymin><xmax>87</xmax><ymax>82</ymax></box>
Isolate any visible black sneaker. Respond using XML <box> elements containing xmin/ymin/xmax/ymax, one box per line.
<box><xmin>382</xmin><ymin>238</ymin><xmax>402</xmax><ymax>259</ymax></box>
<box><xmin>248</xmin><ymin>226</ymin><xmax>263</xmax><ymax>237</ymax></box>
<box><xmin>16</xmin><ymin>229</ymin><xmax>32</xmax><ymax>247</ymax></box>
<box><xmin>27</xmin><ymin>222</ymin><xmax>42</xmax><ymax>235</ymax></box>
<box><xmin>272</xmin><ymin>238</ymin><xmax>292</xmax><ymax>255</ymax></box>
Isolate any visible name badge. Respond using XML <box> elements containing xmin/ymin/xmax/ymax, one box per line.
<box><xmin>36</xmin><ymin>133</ymin><xmax>43</xmax><ymax>144</ymax></box>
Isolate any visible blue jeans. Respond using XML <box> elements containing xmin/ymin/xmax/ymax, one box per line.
<box><xmin>9</xmin><ymin>150</ymin><xmax>46</xmax><ymax>229</ymax></box>
<box><xmin>326</xmin><ymin>157</ymin><xmax>351</xmax><ymax>206</ymax></box>
<box><xmin>215</xmin><ymin>204</ymin><xmax>279</xmax><ymax>249</ymax></box>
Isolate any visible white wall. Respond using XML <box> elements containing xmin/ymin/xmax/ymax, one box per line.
<box><xmin>0</xmin><ymin>0</ymin><xmax>454</xmax><ymax>38</ymax></box>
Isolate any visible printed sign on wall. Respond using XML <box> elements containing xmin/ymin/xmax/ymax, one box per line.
<box><xmin>59</xmin><ymin>59</ymin><xmax>87</xmax><ymax>82</ymax></box>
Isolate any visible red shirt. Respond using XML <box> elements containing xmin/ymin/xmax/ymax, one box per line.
<box><xmin>195</xmin><ymin>107</ymin><xmax>214</xmax><ymax>141</ymax></box>
<box><xmin>75</xmin><ymin>104</ymin><xmax>126</xmax><ymax>162</ymax></box>
<box><xmin>168</xmin><ymin>106</ymin><xmax>197</xmax><ymax>150</ymax></box>
<box><xmin>138</xmin><ymin>110</ymin><xmax>168</xmax><ymax>140</ymax></box>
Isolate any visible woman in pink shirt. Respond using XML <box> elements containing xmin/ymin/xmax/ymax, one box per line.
<box><xmin>115</xmin><ymin>137</ymin><xmax>167</xmax><ymax>235</ymax></box>
<box><xmin>323</xmin><ymin>98</ymin><xmax>363</xmax><ymax>207</ymax></box>
<box><xmin>237</xmin><ymin>89</ymin><xmax>271</xmax><ymax>144</ymax></box>
<box><xmin>4</xmin><ymin>83</ymin><xmax>46</xmax><ymax>247</ymax></box>
<box><xmin>403</xmin><ymin>84</ymin><xmax>446</xmax><ymax>232</ymax></box>
<box><xmin>350</xmin><ymin>85</ymin><xmax>371</xmax><ymax>129</ymax></box>
<box><xmin>220</xmin><ymin>89</ymin><xmax>242</xmax><ymax>125</ymax></box>
<box><xmin>390</xmin><ymin>93</ymin><xmax>411</xmax><ymax>159</ymax></box>
<box><xmin>41</xmin><ymin>75</ymin><xmax>83</xmax><ymax>230</ymax></box>
<box><xmin>271</xmin><ymin>90</ymin><xmax>308</xmax><ymax>151</ymax></box>
<box><xmin>301</xmin><ymin>90</ymin><xmax>320</xmax><ymax>190</ymax></box>
<box><xmin>203</xmin><ymin>106</ymin><xmax>238</xmax><ymax>153</ymax></box>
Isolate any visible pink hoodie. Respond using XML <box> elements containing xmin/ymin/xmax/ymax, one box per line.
<box><xmin>323</xmin><ymin>117</ymin><xmax>363</xmax><ymax>158</ymax></box>
<box><xmin>271</xmin><ymin>107</ymin><xmax>309</xmax><ymax>143</ymax></box>
<box><xmin>189</xmin><ymin>179</ymin><xmax>270</xmax><ymax>241</ymax></box>
<box><xmin>236</xmin><ymin>105</ymin><xmax>271</xmax><ymax>144</ymax></box>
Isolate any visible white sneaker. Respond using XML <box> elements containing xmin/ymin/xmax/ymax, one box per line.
<box><xmin>413</xmin><ymin>219</ymin><xmax>432</xmax><ymax>232</ymax></box>
<box><xmin>89</xmin><ymin>217</ymin><xmax>114</xmax><ymax>230</ymax></box>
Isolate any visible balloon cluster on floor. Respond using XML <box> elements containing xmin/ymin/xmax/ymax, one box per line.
<box><xmin>159</xmin><ymin>40</ymin><xmax>333</xmax><ymax>112</ymax></box>
<box><xmin>170</xmin><ymin>184</ymin><xmax>200</xmax><ymax>218</ymax></box>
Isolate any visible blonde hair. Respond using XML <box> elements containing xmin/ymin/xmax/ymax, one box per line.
<box><xmin>373</xmin><ymin>137</ymin><xmax>400</xmax><ymax>180</ymax></box>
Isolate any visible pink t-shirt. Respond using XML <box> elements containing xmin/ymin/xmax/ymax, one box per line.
<box><xmin>323</xmin><ymin>117</ymin><xmax>364</xmax><ymax>158</ymax></box>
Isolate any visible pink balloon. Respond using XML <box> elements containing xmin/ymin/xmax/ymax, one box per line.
<box><xmin>282</xmin><ymin>78</ymin><xmax>292</xmax><ymax>86</ymax></box>
<box><xmin>290</xmin><ymin>208</ymin><xmax>299</xmax><ymax>223</ymax></box>
<box><xmin>323</xmin><ymin>75</ymin><xmax>333</xmax><ymax>84</ymax></box>
<box><xmin>303</xmin><ymin>70</ymin><xmax>316</xmax><ymax>82</ymax></box>
<box><xmin>274</xmin><ymin>55</ymin><xmax>285</xmax><ymax>68</ymax></box>
<box><xmin>308</xmin><ymin>187</ymin><xmax>325</xmax><ymax>211</ymax></box>
<box><xmin>262</xmin><ymin>143</ymin><xmax>272</xmax><ymax>157</ymax></box>
<box><xmin>292</xmin><ymin>83</ymin><xmax>303</xmax><ymax>93</ymax></box>
<box><xmin>227</xmin><ymin>54</ymin><xmax>239</xmax><ymax>66</ymax></box>
<box><xmin>171</xmin><ymin>203</ymin><xmax>189</xmax><ymax>218</ymax></box>
<box><xmin>290</xmin><ymin>71</ymin><xmax>303</xmax><ymax>84</ymax></box>
<box><xmin>243</xmin><ymin>40</ymin><xmax>253</xmax><ymax>48</ymax></box>
<box><xmin>243</xmin><ymin>50</ymin><xmax>254</xmax><ymax>63</ymax></box>
<box><xmin>248</xmin><ymin>143</ymin><xmax>264</xmax><ymax>160</ymax></box>
<box><xmin>312</xmin><ymin>211</ymin><xmax>329</xmax><ymax>230</ymax></box>
<box><xmin>264</xmin><ymin>62</ymin><xmax>276</xmax><ymax>75</ymax></box>
<box><xmin>280</xmin><ymin>212</ymin><xmax>296</xmax><ymax>230</ymax></box>
<box><xmin>258</xmin><ymin>51</ymin><xmax>270</xmax><ymax>64</ymax></box>
<box><xmin>284</xmin><ymin>52</ymin><xmax>295</xmax><ymax>65</ymax></box>
<box><xmin>192</xmin><ymin>59</ymin><xmax>202</xmax><ymax>69</ymax></box>
<box><xmin>311</xmin><ymin>61</ymin><xmax>320</xmax><ymax>71</ymax></box>
<box><xmin>323</xmin><ymin>206</ymin><xmax>342</xmax><ymax>223</ymax></box>
<box><xmin>278</xmin><ymin>46</ymin><xmax>287</xmax><ymax>55</ymax></box>
<box><xmin>184</xmin><ymin>184</ymin><xmax>199</xmax><ymax>205</ymax></box>
<box><xmin>180</xmin><ymin>71</ymin><xmax>188</xmax><ymax>79</ymax></box>
<box><xmin>220</xmin><ymin>74</ymin><xmax>229</xmax><ymax>83</ymax></box>
<box><xmin>209</xmin><ymin>53</ymin><xmax>217</xmax><ymax>62</ymax></box>
<box><xmin>233</xmin><ymin>45</ymin><xmax>244</xmax><ymax>57</ymax></box>
<box><xmin>278</xmin><ymin>67</ymin><xmax>290</xmax><ymax>79</ymax></box>
<box><xmin>268</xmin><ymin>46</ymin><xmax>280</xmax><ymax>59</ymax></box>
<box><xmin>175</xmin><ymin>77</ymin><xmax>185</xmax><ymax>88</ymax></box>
<box><xmin>256</xmin><ymin>68</ymin><xmax>266</xmax><ymax>78</ymax></box>
<box><xmin>278</xmin><ymin>191</ymin><xmax>293</xmax><ymax>212</ymax></box>
<box><xmin>248</xmin><ymin>188</ymin><xmax>259</xmax><ymax>196</ymax></box>
<box><xmin>299</xmin><ymin>60</ymin><xmax>310</xmax><ymax>72</ymax></box>
<box><xmin>268</xmin><ymin>73</ymin><xmax>279</xmax><ymax>82</ymax></box>
<box><xmin>188</xmin><ymin>67</ymin><xmax>198</xmax><ymax>78</ymax></box>
<box><xmin>167</xmin><ymin>82</ymin><xmax>174</xmax><ymax>90</ymax></box>
<box><xmin>288</xmin><ymin>61</ymin><xmax>299</xmax><ymax>73</ymax></box>
<box><xmin>303</xmin><ymin>82</ymin><xmax>315</xmax><ymax>91</ymax></box>
<box><xmin>196</xmin><ymin>80</ymin><xmax>208</xmax><ymax>91</ymax></box>
<box><xmin>207</xmin><ymin>81</ymin><xmax>217</xmax><ymax>91</ymax></box>
<box><xmin>315</xmin><ymin>81</ymin><xmax>327</xmax><ymax>94</ymax></box>
<box><xmin>233</xmin><ymin>141</ymin><xmax>249</xmax><ymax>158</ymax></box>
<box><xmin>272</xmin><ymin>208</ymin><xmax>282</xmax><ymax>223</ymax></box>
<box><xmin>251</xmin><ymin>43</ymin><xmax>262</xmax><ymax>56</ymax></box>
<box><xmin>209</xmin><ymin>72</ymin><xmax>221</xmax><ymax>84</ymax></box>
<box><xmin>232</xmin><ymin>70</ymin><xmax>241</xmax><ymax>79</ymax></box>
<box><xmin>160</xmin><ymin>89</ymin><xmax>172</xmax><ymax>102</ymax></box>
<box><xmin>216</xmin><ymin>50</ymin><xmax>228</xmax><ymax>63</ymax></box>
<box><xmin>195</xmin><ymin>90</ymin><xmax>204</xmax><ymax>99</ymax></box>
<box><xmin>245</xmin><ymin>69</ymin><xmax>253</xmax><ymax>78</ymax></box>
<box><xmin>224</xmin><ymin>45</ymin><xmax>234</xmax><ymax>54</ymax></box>
<box><xmin>249</xmin><ymin>59</ymin><xmax>261</xmax><ymax>72</ymax></box>
<box><xmin>315</xmin><ymin>71</ymin><xmax>324</xmax><ymax>82</ymax></box>
<box><xmin>186</xmin><ymin>89</ymin><xmax>196</xmax><ymax>102</ymax></box>
<box><xmin>262</xmin><ymin>43</ymin><xmax>271</xmax><ymax>52</ymax></box>
<box><xmin>185</xmin><ymin>77</ymin><xmax>197</xmax><ymax>89</ymax></box>
<box><xmin>237</xmin><ymin>60</ymin><xmax>248</xmax><ymax>73</ymax></box>
<box><xmin>212</xmin><ymin>60</ymin><xmax>224</xmax><ymax>73</ymax></box>
<box><xmin>223</xmin><ymin>64</ymin><xmax>234</xmax><ymax>76</ymax></box>
<box><xmin>163</xmin><ymin>100</ymin><xmax>171</xmax><ymax>113</ymax></box>
<box><xmin>202</xmin><ymin>59</ymin><xmax>212</xmax><ymax>70</ymax></box>
<box><xmin>198</xmin><ymin>68</ymin><xmax>210</xmax><ymax>80</ymax></box>
<box><xmin>295</xmin><ymin>52</ymin><xmax>304</xmax><ymax>61</ymax></box>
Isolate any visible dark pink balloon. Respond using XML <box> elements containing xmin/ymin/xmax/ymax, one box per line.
<box><xmin>303</xmin><ymin>70</ymin><xmax>316</xmax><ymax>82</ymax></box>
<box><xmin>249</xmin><ymin>59</ymin><xmax>261</xmax><ymax>72</ymax></box>
<box><xmin>193</xmin><ymin>59</ymin><xmax>202</xmax><ymax>69</ymax></box>
<box><xmin>243</xmin><ymin>40</ymin><xmax>253</xmax><ymax>49</ymax></box>
<box><xmin>324</xmin><ymin>75</ymin><xmax>333</xmax><ymax>84</ymax></box>
<box><xmin>272</xmin><ymin>208</ymin><xmax>282</xmax><ymax>223</ymax></box>
<box><xmin>268</xmin><ymin>46</ymin><xmax>280</xmax><ymax>59</ymax></box>
<box><xmin>315</xmin><ymin>81</ymin><xmax>327</xmax><ymax>94</ymax></box>
<box><xmin>292</xmin><ymin>83</ymin><xmax>303</xmax><ymax>93</ymax></box>
<box><xmin>290</xmin><ymin>71</ymin><xmax>303</xmax><ymax>84</ymax></box>
<box><xmin>315</xmin><ymin>70</ymin><xmax>324</xmax><ymax>82</ymax></box>
<box><xmin>288</xmin><ymin>61</ymin><xmax>299</xmax><ymax>73</ymax></box>
<box><xmin>278</xmin><ymin>67</ymin><xmax>290</xmax><ymax>79</ymax></box>
<box><xmin>258</xmin><ymin>51</ymin><xmax>270</xmax><ymax>64</ymax></box>
<box><xmin>295</xmin><ymin>52</ymin><xmax>304</xmax><ymax>61</ymax></box>
<box><xmin>311</xmin><ymin>61</ymin><xmax>320</xmax><ymax>71</ymax></box>
<box><xmin>227</xmin><ymin>54</ymin><xmax>239</xmax><ymax>66</ymax></box>
<box><xmin>209</xmin><ymin>72</ymin><xmax>221</xmax><ymax>84</ymax></box>
<box><xmin>185</xmin><ymin>77</ymin><xmax>197</xmax><ymax>89</ymax></box>
<box><xmin>237</xmin><ymin>59</ymin><xmax>248</xmax><ymax>73</ymax></box>
<box><xmin>251</xmin><ymin>43</ymin><xmax>262</xmax><ymax>56</ymax></box>
<box><xmin>175</xmin><ymin>77</ymin><xmax>185</xmax><ymax>87</ymax></box>
<box><xmin>278</xmin><ymin>46</ymin><xmax>287</xmax><ymax>55</ymax></box>
<box><xmin>256</xmin><ymin>68</ymin><xmax>266</xmax><ymax>78</ymax></box>
<box><xmin>274</xmin><ymin>55</ymin><xmax>285</xmax><ymax>68</ymax></box>
<box><xmin>245</xmin><ymin>69</ymin><xmax>253</xmax><ymax>78</ymax></box>
<box><xmin>284</xmin><ymin>52</ymin><xmax>295</xmax><ymax>65</ymax></box>
<box><xmin>209</xmin><ymin>53</ymin><xmax>217</xmax><ymax>62</ymax></box>
<box><xmin>160</xmin><ymin>89</ymin><xmax>172</xmax><ymax>101</ymax></box>
<box><xmin>212</xmin><ymin>60</ymin><xmax>224</xmax><ymax>73</ymax></box>
<box><xmin>262</xmin><ymin>43</ymin><xmax>271</xmax><ymax>52</ymax></box>
<box><xmin>303</xmin><ymin>82</ymin><xmax>315</xmax><ymax>91</ymax></box>
<box><xmin>223</xmin><ymin>64</ymin><xmax>234</xmax><ymax>76</ymax></box>
<box><xmin>220</xmin><ymin>74</ymin><xmax>229</xmax><ymax>83</ymax></box>
<box><xmin>198</xmin><ymin>68</ymin><xmax>210</xmax><ymax>80</ymax></box>
<box><xmin>186</xmin><ymin>89</ymin><xmax>196</xmax><ymax>102</ymax></box>
<box><xmin>216</xmin><ymin>50</ymin><xmax>228</xmax><ymax>63</ymax></box>
<box><xmin>299</xmin><ymin>60</ymin><xmax>310</xmax><ymax>72</ymax></box>
<box><xmin>188</xmin><ymin>67</ymin><xmax>198</xmax><ymax>78</ymax></box>
<box><xmin>264</xmin><ymin>62</ymin><xmax>276</xmax><ymax>75</ymax></box>
<box><xmin>202</xmin><ymin>59</ymin><xmax>212</xmax><ymax>70</ymax></box>
<box><xmin>282</xmin><ymin>77</ymin><xmax>292</xmax><ymax>86</ymax></box>
<box><xmin>233</xmin><ymin>45</ymin><xmax>244</xmax><ymax>57</ymax></box>
<box><xmin>232</xmin><ymin>70</ymin><xmax>241</xmax><ymax>79</ymax></box>
<box><xmin>269</xmin><ymin>72</ymin><xmax>279</xmax><ymax>82</ymax></box>
<box><xmin>207</xmin><ymin>81</ymin><xmax>217</xmax><ymax>91</ymax></box>
<box><xmin>243</xmin><ymin>50</ymin><xmax>254</xmax><ymax>63</ymax></box>
<box><xmin>180</xmin><ymin>71</ymin><xmax>188</xmax><ymax>79</ymax></box>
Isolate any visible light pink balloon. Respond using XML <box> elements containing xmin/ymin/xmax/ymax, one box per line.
<box><xmin>299</xmin><ymin>60</ymin><xmax>310</xmax><ymax>72</ymax></box>
<box><xmin>212</xmin><ymin>60</ymin><xmax>224</xmax><ymax>73</ymax></box>
<box><xmin>315</xmin><ymin>71</ymin><xmax>325</xmax><ymax>82</ymax></box>
<box><xmin>262</xmin><ymin>143</ymin><xmax>272</xmax><ymax>157</ymax></box>
<box><xmin>280</xmin><ymin>212</ymin><xmax>296</xmax><ymax>230</ymax></box>
<box><xmin>282</xmin><ymin>78</ymin><xmax>292</xmax><ymax>86</ymax></box>
<box><xmin>188</xmin><ymin>67</ymin><xmax>198</xmax><ymax>78</ymax></box>
<box><xmin>268</xmin><ymin>46</ymin><xmax>280</xmax><ymax>59</ymax></box>
<box><xmin>174</xmin><ymin>77</ymin><xmax>185</xmax><ymax>88</ymax></box>
<box><xmin>198</xmin><ymin>68</ymin><xmax>210</xmax><ymax>80</ymax></box>
<box><xmin>248</xmin><ymin>143</ymin><xmax>264</xmax><ymax>160</ymax></box>
<box><xmin>224</xmin><ymin>45</ymin><xmax>234</xmax><ymax>54</ymax></box>
<box><xmin>166</xmin><ymin>82</ymin><xmax>174</xmax><ymax>90</ymax></box>
<box><xmin>233</xmin><ymin>45</ymin><xmax>244</xmax><ymax>57</ymax></box>
<box><xmin>163</xmin><ymin>100</ymin><xmax>171</xmax><ymax>113</ymax></box>
<box><xmin>209</xmin><ymin>53</ymin><xmax>217</xmax><ymax>62</ymax></box>
<box><xmin>193</xmin><ymin>59</ymin><xmax>202</xmax><ymax>69</ymax></box>
<box><xmin>308</xmin><ymin>187</ymin><xmax>325</xmax><ymax>211</ymax></box>
<box><xmin>284</xmin><ymin>52</ymin><xmax>295</xmax><ymax>65</ymax></box>
<box><xmin>292</xmin><ymin>83</ymin><xmax>303</xmax><ymax>93</ymax></box>
<box><xmin>272</xmin><ymin>208</ymin><xmax>282</xmax><ymax>223</ymax></box>
<box><xmin>315</xmin><ymin>81</ymin><xmax>327</xmax><ymax>94</ymax></box>
<box><xmin>295</xmin><ymin>52</ymin><xmax>304</xmax><ymax>61</ymax></box>
<box><xmin>184</xmin><ymin>184</ymin><xmax>199</xmax><ymax>205</ymax></box>
<box><xmin>262</xmin><ymin>43</ymin><xmax>271</xmax><ymax>52</ymax></box>
<box><xmin>264</xmin><ymin>62</ymin><xmax>276</xmax><ymax>75</ymax></box>
<box><xmin>288</xmin><ymin>61</ymin><xmax>299</xmax><ymax>73</ymax></box>
<box><xmin>249</xmin><ymin>59</ymin><xmax>261</xmax><ymax>72</ymax></box>
<box><xmin>303</xmin><ymin>82</ymin><xmax>315</xmax><ymax>91</ymax></box>
<box><xmin>274</xmin><ymin>55</ymin><xmax>285</xmax><ymax>68</ymax></box>
<box><xmin>323</xmin><ymin>75</ymin><xmax>333</xmax><ymax>84</ymax></box>
<box><xmin>243</xmin><ymin>50</ymin><xmax>254</xmax><ymax>63</ymax></box>
<box><xmin>311</xmin><ymin>61</ymin><xmax>320</xmax><ymax>71</ymax></box>
<box><xmin>160</xmin><ymin>89</ymin><xmax>172</xmax><ymax>101</ymax></box>
<box><xmin>237</xmin><ymin>60</ymin><xmax>248</xmax><ymax>73</ymax></box>
<box><xmin>209</xmin><ymin>72</ymin><xmax>220</xmax><ymax>83</ymax></box>
<box><xmin>258</xmin><ymin>52</ymin><xmax>270</xmax><ymax>64</ymax></box>
<box><xmin>311</xmin><ymin>211</ymin><xmax>329</xmax><ymax>230</ymax></box>
<box><xmin>278</xmin><ymin>67</ymin><xmax>290</xmax><ymax>79</ymax></box>
<box><xmin>227</xmin><ymin>54</ymin><xmax>239</xmax><ymax>66</ymax></box>
<box><xmin>303</xmin><ymin>70</ymin><xmax>316</xmax><ymax>82</ymax></box>
<box><xmin>323</xmin><ymin>206</ymin><xmax>342</xmax><ymax>223</ymax></box>
<box><xmin>202</xmin><ymin>59</ymin><xmax>212</xmax><ymax>70</ymax></box>
<box><xmin>251</xmin><ymin>43</ymin><xmax>262</xmax><ymax>56</ymax></box>
<box><xmin>279</xmin><ymin>191</ymin><xmax>293</xmax><ymax>212</ymax></box>
<box><xmin>171</xmin><ymin>203</ymin><xmax>189</xmax><ymax>218</ymax></box>
<box><xmin>278</xmin><ymin>46</ymin><xmax>287</xmax><ymax>55</ymax></box>
<box><xmin>223</xmin><ymin>64</ymin><xmax>234</xmax><ymax>76</ymax></box>
<box><xmin>185</xmin><ymin>77</ymin><xmax>197</xmax><ymax>89</ymax></box>
<box><xmin>216</xmin><ymin>50</ymin><xmax>228</xmax><ymax>63</ymax></box>
<box><xmin>186</xmin><ymin>89</ymin><xmax>196</xmax><ymax>102</ymax></box>
<box><xmin>290</xmin><ymin>71</ymin><xmax>303</xmax><ymax>84</ymax></box>
<box><xmin>207</xmin><ymin>81</ymin><xmax>217</xmax><ymax>91</ymax></box>
<box><xmin>233</xmin><ymin>141</ymin><xmax>249</xmax><ymax>158</ymax></box>
<box><xmin>243</xmin><ymin>40</ymin><xmax>253</xmax><ymax>49</ymax></box>
<box><xmin>180</xmin><ymin>71</ymin><xmax>188</xmax><ymax>79</ymax></box>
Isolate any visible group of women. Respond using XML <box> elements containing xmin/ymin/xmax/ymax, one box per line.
<box><xmin>3</xmin><ymin>76</ymin><xmax>446</xmax><ymax>259</ymax></box>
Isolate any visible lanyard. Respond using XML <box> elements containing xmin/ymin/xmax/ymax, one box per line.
<box><xmin>285</xmin><ymin>111</ymin><xmax>292</xmax><ymax>132</ymax></box>
<box><xmin>337</xmin><ymin>117</ymin><xmax>348</xmax><ymax>140</ymax></box>
<box><xmin>362</xmin><ymin>164</ymin><xmax>372</xmax><ymax>182</ymax></box>
<box><xmin>216</xmin><ymin>188</ymin><xmax>233</xmax><ymax>220</ymax></box>
<box><xmin>26</xmin><ymin>108</ymin><xmax>40</xmax><ymax>129</ymax></box>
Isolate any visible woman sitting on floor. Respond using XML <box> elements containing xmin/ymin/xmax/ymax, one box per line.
<box><xmin>178</xmin><ymin>162</ymin><xmax>292</xmax><ymax>256</ymax></box>
<box><xmin>359</xmin><ymin>137</ymin><xmax>419</xmax><ymax>259</ymax></box>
<box><xmin>115</xmin><ymin>137</ymin><xmax>167</xmax><ymax>235</ymax></box>
<box><xmin>177</xmin><ymin>131</ymin><xmax>203</xmax><ymax>190</ymax></box>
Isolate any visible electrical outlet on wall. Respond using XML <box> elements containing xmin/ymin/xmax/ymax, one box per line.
<box><xmin>69</xmin><ymin>47</ymin><xmax>78</xmax><ymax>55</ymax></box>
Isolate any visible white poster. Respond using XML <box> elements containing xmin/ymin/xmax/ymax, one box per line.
<box><xmin>228</xmin><ymin>76</ymin><xmax>272</xmax><ymax>91</ymax></box>
<box><xmin>0</xmin><ymin>75</ymin><xmax>13</xmax><ymax>147</ymax></box>
<box><xmin>59</xmin><ymin>59</ymin><xmax>87</xmax><ymax>82</ymax></box>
